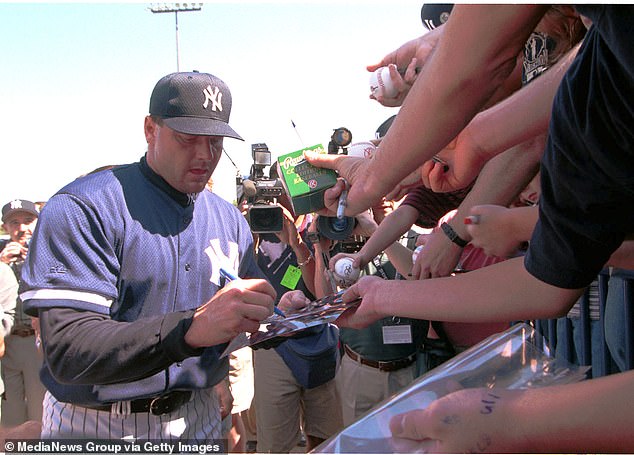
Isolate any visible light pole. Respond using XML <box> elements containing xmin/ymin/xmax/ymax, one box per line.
<box><xmin>149</xmin><ymin>3</ymin><xmax>203</xmax><ymax>72</ymax></box>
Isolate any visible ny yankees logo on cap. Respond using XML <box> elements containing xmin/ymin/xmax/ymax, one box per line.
<box><xmin>2</xmin><ymin>198</ymin><xmax>39</xmax><ymax>222</ymax></box>
<box><xmin>202</xmin><ymin>85</ymin><xmax>222</xmax><ymax>111</ymax></box>
<box><xmin>10</xmin><ymin>199</ymin><xmax>24</xmax><ymax>210</ymax></box>
<box><xmin>149</xmin><ymin>71</ymin><xmax>242</xmax><ymax>140</ymax></box>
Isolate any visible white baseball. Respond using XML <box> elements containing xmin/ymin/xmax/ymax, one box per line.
<box><xmin>333</xmin><ymin>257</ymin><xmax>361</xmax><ymax>288</ymax></box>
<box><xmin>369</xmin><ymin>66</ymin><xmax>399</xmax><ymax>98</ymax></box>
<box><xmin>346</xmin><ymin>141</ymin><xmax>376</xmax><ymax>159</ymax></box>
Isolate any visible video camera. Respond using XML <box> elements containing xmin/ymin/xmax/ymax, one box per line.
<box><xmin>327</xmin><ymin>127</ymin><xmax>352</xmax><ymax>155</ymax></box>
<box><xmin>240</xmin><ymin>143</ymin><xmax>286</xmax><ymax>233</ymax></box>
<box><xmin>313</xmin><ymin>216</ymin><xmax>366</xmax><ymax>254</ymax></box>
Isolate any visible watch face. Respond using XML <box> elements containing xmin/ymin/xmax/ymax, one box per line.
<box><xmin>306</xmin><ymin>231</ymin><xmax>321</xmax><ymax>244</ymax></box>
<box><xmin>332</xmin><ymin>127</ymin><xmax>352</xmax><ymax>147</ymax></box>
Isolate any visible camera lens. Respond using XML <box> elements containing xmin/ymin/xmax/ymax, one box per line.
<box><xmin>317</xmin><ymin>216</ymin><xmax>355</xmax><ymax>241</ymax></box>
<box><xmin>248</xmin><ymin>205</ymin><xmax>284</xmax><ymax>233</ymax></box>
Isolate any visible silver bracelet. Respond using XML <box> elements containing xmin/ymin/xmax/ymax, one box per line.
<box><xmin>297</xmin><ymin>253</ymin><xmax>313</xmax><ymax>267</ymax></box>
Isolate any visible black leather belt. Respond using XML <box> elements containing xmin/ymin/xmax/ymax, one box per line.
<box><xmin>344</xmin><ymin>344</ymin><xmax>416</xmax><ymax>372</ymax></box>
<box><xmin>10</xmin><ymin>326</ymin><xmax>35</xmax><ymax>337</ymax></box>
<box><xmin>84</xmin><ymin>390</ymin><xmax>192</xmax><ymax>416</ymax></box>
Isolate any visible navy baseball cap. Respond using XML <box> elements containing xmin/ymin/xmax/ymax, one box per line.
<box><xmin>421</xmin><ymin>4</ymin><xmax>453</xmax><ymax>30</ymax></box>
<box><xmin>2</xmin><ymin>199</ymin><xmax>39</xmax><ymax>223</ymax></box>
<box><xmin>149</xmin><ymin>71</ymin><xmax>243</xmax><ymax>140</ymax></box>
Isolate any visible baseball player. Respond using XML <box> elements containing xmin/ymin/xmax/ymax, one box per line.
<box><xmin>20</xmin><ymin>72</ymin><xmax>278</xmax><ymax>441</ymax></box>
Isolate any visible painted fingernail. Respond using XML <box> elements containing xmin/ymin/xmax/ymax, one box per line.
<box><xmin>464</xmin><ymin>215</ymin><xmax>481</xmax><ymax>225</ymax></box>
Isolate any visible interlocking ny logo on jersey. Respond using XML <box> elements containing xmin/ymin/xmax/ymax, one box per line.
<box><xmin>202</xmin><ymin>85</ymin><xmax>223</xmax><ymax>111</ymax></box>
<box><xmin>205</xmin><ymin>238</ymin><xmax>239</xmax><ymax>286</ymax></box>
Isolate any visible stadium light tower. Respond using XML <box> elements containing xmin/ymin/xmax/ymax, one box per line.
<box><xmin>149</xmin><ymin>3</ymin><xmax>203</xmax><ymax>71</ymax></box>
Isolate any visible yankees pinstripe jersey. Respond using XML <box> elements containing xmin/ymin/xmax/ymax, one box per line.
<box><xmin>21</xmin><ymin>156</ymin><xmax>261</xmax><ymax>406</ymax></box>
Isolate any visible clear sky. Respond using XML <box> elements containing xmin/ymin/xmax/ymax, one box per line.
<box><xmin>0</xmin><ymin>1</ymin><xmax>427</xmax><ymax>204</ymax></box>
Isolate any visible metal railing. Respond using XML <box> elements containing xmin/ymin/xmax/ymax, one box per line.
<box><xmin>535</xmin><ymin>269</ymin><xmax>634</xmax><ymax>378</ymax></box>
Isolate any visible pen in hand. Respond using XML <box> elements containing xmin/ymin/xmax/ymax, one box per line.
<box><xmin>219</xmin><ymin>267</ymin><xmax>286</xmax><ymax>318</ymax></box>
<box><xmin>337</xmin><ymin>179</ymin><xmax>349</xmax><ymax>220</ymax></box>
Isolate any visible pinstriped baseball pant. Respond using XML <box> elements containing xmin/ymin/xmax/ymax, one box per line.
<box><xmin>40</xmin><ymin>388</ymin><xmax>221</xmax><ymax>441</ymax></box>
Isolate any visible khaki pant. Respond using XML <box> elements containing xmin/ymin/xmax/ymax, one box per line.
<box><xmin>1</xmin><ymin>334</ymin><xmax>45</xmax><ymax>426</ymax></box>
<box><xmin>253</xmin><ymin>347</ymin><xmax>343</xmax><ymax>452</ymax></box>
<box><xmin>336</xmin><ymin>353</ymin><xmax>417</xmax><ymax>426</ymax></box>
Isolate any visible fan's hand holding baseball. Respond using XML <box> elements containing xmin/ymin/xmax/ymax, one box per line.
<box><xmin>369</xmin><ymin>60</ymin><xmax>420</xmax><ymax>107</ymax></box>
<box><xmin>411</xmin><ymin>230</ymin><xmax>463</xmax><ymax>280</ymax></box>
<box><xmin>185</xmin><ymin>279</ymin><xmax>276</xmax><ymax>348</ymax></box>
<box><xmin>329</xmin><ymin>252</ymin><xmax>364</xmax><ymax>272</ymax></box>
<box><xmin>367</xmin><ymin>27</ymin><xmax>441</xmax><ymax>77</ymax></box>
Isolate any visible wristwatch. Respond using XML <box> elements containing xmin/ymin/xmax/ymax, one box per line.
<box><xmin>440</xmin><ymin>222</ymin><xmax>468</xmax><ymax>248</ymax></box>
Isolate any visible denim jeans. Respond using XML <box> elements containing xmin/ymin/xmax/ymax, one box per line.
<box><xmin>604</xmin><ymin>268</ymin><xmax>634</xmax><ymax>372</ymax></box>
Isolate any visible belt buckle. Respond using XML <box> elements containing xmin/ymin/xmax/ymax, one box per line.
<box><xmin>149</xmin><ymin>394</ymin><xmax>174</xmax><ymax>416</ymax></box>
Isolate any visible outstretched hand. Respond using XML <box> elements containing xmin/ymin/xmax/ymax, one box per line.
<box><xmin>420</xmin><ymin>130</ymin><xmax>487</xmax><ymax>193</ymax></box>
<box><xmin>389</xmin><ymin>388</ymin><xmax>523</xmax><ymax>453</ymax></box>
<box><xmin>369</xmin><ymin>61</ymin><xmax>420</xmax><ymax>108</ymax></box>
<box><xmin>334</xmin><ymin>275</ymin><xmax>385</xmax><ymax>329</ymax></box>
<box><xmin>303</xmin><ymin>152</ymin><xmax>382</xmax><ymax>216</ymax></box>
<box><xmin>278</xmin><ymin>290</ymin><xmax>311</xmax><ymax>314</ymax></box>
<box><xmin>367</xmin><ymin>28</ymin><xmax>441</xmax><ymax>75</ymax></box>
<box><xmin>410</xmin><ymin>231</ymin><xmax>463</xmax><ymax>280</ymax></box>
<box><xmin>465</xmin><ymin>205</ymin><xmax>527</xmax><ymax>258</ymax></box>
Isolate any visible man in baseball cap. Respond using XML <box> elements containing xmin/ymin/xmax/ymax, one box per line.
<box><xmin>1</xmin><ymin>199</ymin><xmax>39</xmax><ymax>224</ymax></box>
<box><xmin>1</xmin><ymin>199</ymin><xmax>39</xmax><ymax>266</ymax></box>
<box><xmin>144</xmin><ymin>71</ymin><xmax>245</xmax><ymax>195</ymax></box>
<box><xmin>0</xmin><ymin>198</ymin><xmax>45</xmax><ymax>427</ymax></box>
<box><xmin>19</xmin><ymin>71</ymin><xmax>286</xmax><ymax>440</ymax></box>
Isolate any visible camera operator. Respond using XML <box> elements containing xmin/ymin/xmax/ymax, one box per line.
<box><xmin>245</xmin><ymin>167</ymin><xmax>342</xmax><ymax>453</ymax></box>
<box><xmin>0</xmin><ymin>199</ymin><xmax>45</xmax><ymax>426</ymax></box>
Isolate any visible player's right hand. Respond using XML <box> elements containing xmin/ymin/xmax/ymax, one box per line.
<box><xmin>185</xmin><ymin>279</ymin><xmax>276</xmax><ymax>348</ymax></box>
